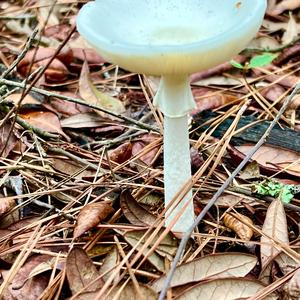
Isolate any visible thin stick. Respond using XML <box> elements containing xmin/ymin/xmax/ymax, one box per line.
<box><xmin>158</xmin><ymin>83</ymin><xmax>300</xmax><ymax>300</ymax></box>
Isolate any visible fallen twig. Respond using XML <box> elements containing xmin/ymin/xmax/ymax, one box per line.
<box><xmin>0</xmin><ymin>28</ymin><xmax>38</xmax><ymax>80</ymax></box>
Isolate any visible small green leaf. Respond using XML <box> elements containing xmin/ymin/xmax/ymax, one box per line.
<box><xmin>280</xmin><ymin>186</ymin><xmax>294</xmax><ymax>204</ymax></box>
<box><xmin>255</xmin><ymin>180</ymin><xmax>296</xmax><ymax>204</ymax></box>
<box><xmin>230</xmin><ymin>60</ymin><xmax>244</xmax><ymax>69</ymax></box>
<box><xmin>249</xmin><ymin>53</ymin><xmax>278</xmax><ymax>69</ymax></box>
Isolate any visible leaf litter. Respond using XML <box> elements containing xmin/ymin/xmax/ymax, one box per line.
<box><xmin>0</xmin><ymin>1</ymin><xmax>299</xmax><ymax>299</ymax></box>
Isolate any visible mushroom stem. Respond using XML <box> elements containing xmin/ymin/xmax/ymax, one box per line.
<box><xmin>153</xmin><ymin>75</ymin><xmax>196</xmax><ymax>232</ymax></box>
<box><xmin>164</xmin><ymin>114</ymin><xmax>194</xmax><ymax>232</ymax></box>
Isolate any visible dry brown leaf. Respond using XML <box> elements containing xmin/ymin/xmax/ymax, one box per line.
<box><xmin>239</xmin><ymin>161</ymin><xmax>261</xmax><ymax>180</ymax></box>
<box><xmin>66</xmin><ymin>247</ymin><xmax>103</xmax><ymax>295</ymax></box>
<box><xmin>190</xmin><ymin>147</ymin><xmax>204</xmax><ymax>171</ymax></box>
<box><xmin>275</xmin><ymin>250</ymin><xmax>300</xmax><ymax>275</ymax></box>
<box><xmin>120</xmin><ymin>190</ymin><xmax>157</xmax><ymax>226</ymax></box>
<box><xmin>192</xmin><ymin>91</ymin><xmax>238</xmax><ymax>114</ymax></box>
<box><xmin>49</xmin><ymin>157</ymin><xmax>96</xmax><ymax>179</ymax></box>
<box><xmin>49</xmin><ymin>93</ymin><xmax>93</xmax><ymax>117</ymax></box>
<box><xmin>0</xmin><ymin>196</ymin><xmax>18</xmax><ymax>228</ymax></box>
<box><xmin>174</xmin><ymin>278</ymin><xmax>277</xmax><ymax>300</ymax></box>
<box><xmin>72</xmin><ymin>48</ymin><xmax>106</xmax><ymax>64</ymax></box>
<box><xmin>267</xmin><ymin>0</ymin><xmax>277</xmax><ymax>12</ymax></box>
<box><xmin>0</xmin><ymin>123</ymin><xmax>20</xmax><ymax>158</ymax></box>
<box><xmin>261</xmin><ymin>85</ymin><xmax>286</xmax><ymax>104</ymax></box>
<box><xmin>44</xmin><ymin>24</ymin><xmax>70</xmax><ymax>41</ymax></box>
<box><xmin>271</xmin><ymin>0</ymin><xmax>300</xmax><ymax>15</ymax></box>
<box><xmin>236</xmin><ymin>145</ymin><xmax>300</xmax><ymax>175</ymax></box>
<box><xmin>248</xmin><ymin>35</ymin><xmax>280</xmax><ymax>49</ymax></box>
<box><xmin>74</xmin><ymin>203</ymin><xmax>114</xmax><ymax>238</ymax></box>
<box><xmin>100</xmin><ymin>246</ymin><xmax>120</xmax><ymax>283</ymax></box>
<box><xmin>261</xmin><ymin>198</ymin><xmax>289</xmax><ymax>268</ymax></box>
<box><xmin>37</xmin><ymin>0</ymin><xmax>60</xmax><ymax>27</ymax></box>
<box><xmin>260</xmin><ymin>248</ymin><xmax>300</xmax><ymax>285</ymax></box>
<box><xmin>109</xmin><ymin>142</ymin><xmax>133</xmax><ymax>164</ymax></box>
<box><xmin>7</xmin><ymin>93</ymin><xmax>41</xmax><ymax>106</ymax></box>
<box><xmin>274</xmin><ymin>44</ymin><xmax>300</xmax><ymax>66</ymax></box>
<box><xmin>201</xmin><ymin>193</ymin><xmax>257</xmax><ymax>207</ymax></box>
<box><xmin>123</xmin><ymin>229</ymin><xmax>178</xmax><ymax>272</ymax></box>
<box><xmin>106</xmin><ymin>282</ymin><xmax>157</xmax><ymax>300</ymax></box>
<box><xmin>0</xmin><ymin>255</ymin><xmax>50</xmax><ymax>300</ymax></box>
<box><xmin>28</xmin><ymin>257</ymin><xmax>63</xmax><ymax>280</ymax></box>
<box><xmin>18</xmin><ymin>109</ymin><xmax>66</xmax><ymax>136</ymax></box>
<box><xmin>60</xmin><ymin>113</ymin><xmax>110</xmax><ymax>128</ymax></box>
<box><xmin>18</xmin><ymin>47</ymin><xmax>72</xmax><ymax>82</ymax></box>
<box><xmin>79</xmin><ymin>61</ymin><xmax>125</xmax><ymax>119</ymax></box>
<box><xmin>283</xmin><ymin>268</ymin><xmax>300</xmax><ymax>299</ymax></box>
<box><xmin>223</xmin><ymin>213</ymin><xmax>254</xmax><ymax>241</ymax></box>
<box><xmin>151</xmin><ymin>253</ymin><xmax>257</xmax><ymax>292</ymax></box>
<box><xmin>265</xmin><ymin>73</ymin><xmax>300</xmax><ymax>88</ymax></box>
<box><xmin>132</xmin><ymin>134</ymin><xmax>160</xmax><ymax>166</ymax></box>
<box><xmin>282</xmin><ymin>13</ymin><xmax>299</xmax><ymax>45</ymax></box>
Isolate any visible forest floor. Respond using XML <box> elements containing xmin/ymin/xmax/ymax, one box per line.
<box><xmin>0</xmin><ymin>1</ymin><xmax>299</xmax><ymax>299</ymax></box>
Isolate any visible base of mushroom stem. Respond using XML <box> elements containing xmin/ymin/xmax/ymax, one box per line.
<box><xmin>163</xmin><ymin>114</ymin><xmax>195</xmax><ymax>233</ymax></box>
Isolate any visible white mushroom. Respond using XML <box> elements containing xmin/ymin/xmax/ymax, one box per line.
<box><xmin>77</xmin><ymin>0</ymin><xmax>267</xmax><ymax>233</ymax></box>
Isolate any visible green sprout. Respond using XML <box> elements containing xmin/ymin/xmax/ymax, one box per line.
<box><xmin>254</xmin><ymin>180</ymin><xmax>297</xmax><ymax>204</ymax></box>
<box><xmin>230</xmin><ymin>52</ymin><xmax>278</xmax><ymax>71</ymax></box>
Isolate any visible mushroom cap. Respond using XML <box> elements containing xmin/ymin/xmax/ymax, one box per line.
<box><xmin>77</xmin><ymin>0</ymin><xmax>267</xmax><ymax>75</ymax></box>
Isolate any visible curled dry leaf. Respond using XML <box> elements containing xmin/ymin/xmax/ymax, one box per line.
<box><xmin>66</xmin><ymin>247</ymin><xmax>104</xmax><ymax>295</ymax></box>
<box><xmin>106</xmin><ymin>282</ymin><xmax>157</xmax><ymax>300</ymax></box>
<box><xmin>151</xmin><ymin>253</ymin><xmax>257</xmax><ymax>292</ymax></box>
<box><xmin>74</xmin><ymin>202</ymin><xmax>114</xmax><ymax>238</ymax></box>
<box><xmin>109</xmin><ymin>142</ymin><xmax>133</xmax><ymax>164</ymax></box>
<box><xmin>223</xmin><ymin>212</ymin><xmax>254</xmax><ymax>241</ymax></box>
<box><xmin>79</xmin><ymin>61</ymin><xmax>125</xmax><ymax>119</ymax></box>
<box><xmin>174</xmin><ymin>278</ymin><xmax>277</xmax><ymax>300</ymax></box>
<box><xmin>261</xmin><ymin>198</ymin><xmax>289</xmax><ymax>268</ymax></box>
<box><xmin>120</xmin><ymin>190</ymin><xmax>157</xmax><ymax>226</ymax></box>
